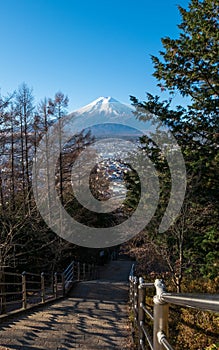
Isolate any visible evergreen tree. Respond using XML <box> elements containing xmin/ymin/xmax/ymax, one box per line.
<box><xmin>130</xmin><ymin>0</ymin><xmax>219</xmax><ymax>283</ymax></box>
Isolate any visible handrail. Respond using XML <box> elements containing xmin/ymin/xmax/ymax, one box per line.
<box><xmin>129</xmin><ymin>263</ymin><xmax>135</xmax><ymax>280</ymax></box>
<box><xmin>0</xmin><ymin>260</ymin><xmax>96</xmax><ymax>316</ymax></box>
<box><xmin>129</xmin><ymin>267</ymin><xmax>219</xmax><ymax>350</ymax></box>
<box><xmin>64</xmin><ymin>261</ymin><xmax>74</xmax><ymax>274</ymax></box>
<box><xmin>160</xmin><ymin>292</ymin><xmax>219</xmax><ymax>312</ymax></box>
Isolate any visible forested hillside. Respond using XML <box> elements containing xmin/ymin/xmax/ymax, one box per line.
<box><xmin>0</xmin><ymin>0</ymin><xmax>218</xmax><ymax>290</ymax></box>
<box><xmin>125</xmin><ymin>0</ymin><xmax>218</xmax><ymax>292</ymax></box>
<box><xmin>0</xmin><ymin>87</ymin><xmax>102</xmax><ymax>272</ymax></box>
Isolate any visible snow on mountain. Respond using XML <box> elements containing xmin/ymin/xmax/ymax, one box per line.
<box><xmin>72</xmin><ymin>96</ymin><xmax>134</xmax><ymax>119</ymax></box>
<box><xmin>67</xmin><ymin>96</ymin><xmax>152</xmax><ymax>137</ymax></box>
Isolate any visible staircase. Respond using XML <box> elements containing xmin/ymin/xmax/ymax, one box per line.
<box><xmin>0</xmin><ymin>259</ymin><xmax>133</xmax><ymax>349</ymax></box>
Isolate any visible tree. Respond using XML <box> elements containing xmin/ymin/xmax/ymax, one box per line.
<box><xmin>33</xmin><ymin>98</ymin><xmax>56</xmax><ymax>216</ymax></box>
<box><xmin>130</xmin><ymin>0</ymin><xmax>219</xmax><ymax>286</ymax></box>
<box><xmin>48</xmin><ymin>92</ymin><xmax>69</xmax><ymax>205</ymax></box>
<box><xmin>0</xmin><ymin>93</ymin><xmax>15</xmax><ymax>212</ymax></box>
<box><xmin>152</xmin><ymin>0</ymin><xmax>219</xmax><ymax>115</ymax></box>
<box><xmin>15</xmin><ymin>83</ymin><xmax>35</xmax><ymax>213</ymax></box>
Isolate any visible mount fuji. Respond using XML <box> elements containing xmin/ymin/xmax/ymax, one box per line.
<box><xmin>67</xmin><ymin>97</ymin><xmax>152</xmax><ymax>138</ymax></box>
<box><xmin>72</xmin><ymin>96</ymin><xmax>133</xmax><ymax>119</ymax></box>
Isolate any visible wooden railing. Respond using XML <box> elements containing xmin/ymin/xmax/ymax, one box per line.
<box><xmin>0</xmin><ymin>260</ymin><xmax>96</xmax><ymax>316</ymax></box>
<box><xmin>129</xmin><ymin>264</ymin><xmax>219</xmax><ymax>350</ymax></box>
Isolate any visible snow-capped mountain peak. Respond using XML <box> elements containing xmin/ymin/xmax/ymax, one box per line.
<box><xmin>67</xmin><ymin>96</ymin><xmax>152</xmax><ymax>136</ymax></box>
<box><xmin>71</xmin><ymin>96</ymin><xmax>134</xmax><ymax>124</ymax></box>
<box><xmin>93</xmin><ymin>96</ymin><xmax>118</xmax><ymax>104</ymax></box>
<box><xmin>71</xmin><ymin>96</ymin><xmax>134</xmax><ymax>119</ymax></box>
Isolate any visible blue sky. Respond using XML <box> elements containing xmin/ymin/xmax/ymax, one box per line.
<box><xmin>0</xmin><ymin>0</ymin><xmax>189</xmax><ymax>111</ymax></box>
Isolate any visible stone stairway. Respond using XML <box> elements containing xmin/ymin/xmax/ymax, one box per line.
<box><xmin>0</xmin><ymin>259</ymin><xmax>133</xmax><ymax>350</ymax></box>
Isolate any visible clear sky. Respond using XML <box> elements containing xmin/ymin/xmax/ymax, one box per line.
<box><xmin>0</xmin><ymin>0</ymin><xmax>189</xmax><ymax>112</ymax></box>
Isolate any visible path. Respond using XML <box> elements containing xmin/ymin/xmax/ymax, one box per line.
<box><xmin>0</xmin><ymin>259</ymin><xmax>133</xmax><ymax>349</ymax></box>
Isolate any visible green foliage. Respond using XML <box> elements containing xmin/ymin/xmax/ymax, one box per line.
<box><xmin>129</xmin><ymin>0</ymin><xmax>219</xmax><ymax>284</ymax></box>
<box><xmin>152</xmin><ymin>0</ymin><xmax>219</xmax><ymax>113</ymax></box>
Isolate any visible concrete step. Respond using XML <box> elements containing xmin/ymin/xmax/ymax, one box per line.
<box><xmin>0</xmin><ymin>260</ymin><xmax>133</xmax><ymax>350</ymax></box>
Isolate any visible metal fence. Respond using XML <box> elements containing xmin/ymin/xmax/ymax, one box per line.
<box><xmin>0</xmin><ymin>260</ymin><xmax>96</xmax><ymax>315</ymax></box>
<box><xmin>129</xmin><ymin>264</ymin><xmax>219</xmax><ymax>350</ymax></box>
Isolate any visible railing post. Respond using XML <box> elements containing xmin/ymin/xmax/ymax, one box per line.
<box><xmin>72</xmin><ymin>261</ymin><xmax>74</xmax><ymax>281</ymax></box>
<box><xmin>83</xmin><ymin>263</ymin><xmax>86</xmax><ymax>280</ymax></box>
<box><xmin>90</xmin><ymin>263</ymin><xmax>93</xmax><ymax>279</ymax></box>
<box><xmin>62</xmin><ymin>273</ymin><xmax>65</xmax><ymax>296</ymax></box>
<box><xmin>0</xmin><ymin>269</ymin><xmax>6</xmax><ymax>314</ymax></box>
<box><xmin>133</xmin><ymin>276</ymin><xmax>139</xmax><ymax>324</ymax></box>
<box><xmin>54</xmin><ymin>272</ymin><xmax>58</xmax><ymax>299</ymax></box>
<box><xmin>22</xmin><ymin>271</ymin><xmax>27</xmax><ymax>309</ymax></box>
<box><xmin>138</xmin><ymin>277</ymin><xmax>146</xmax><ymax>349</ymax></box>
<box><xmin>129</xmin><ymin>277</ymin><xmax>132</xmax><ymax>303</ymax></box>
<box><xmin>41</xmin><ymin>272</ymin><xmax>45</xmax><ymax>303</ymax></box>
<box><xmin>153</xmin><ymin>279</ymin><xmax>169</xmax><ymax>350</ymax></box>
<box><xmin>77</xmin><ymin>262</ymin><xmax>80</xmax><ymax>281</ymax></box>
<box><xmin>129</xmin><ymin>275</ymin><xmax>134</xmax><ymax>308</ymax></box>
<box><xmin>92</xmin><ymin>263</ymin><xmax>96</xmax><ymax>279</ymax></box>
<box><xmin>51</xmin><ymin>272</ymin><xmax>54</xmax><ymax>294</ymax></box>
<box><xmin>88</xmin><ymin>264</ymin><xmax>91</xmax><ymax>279</ymax></box>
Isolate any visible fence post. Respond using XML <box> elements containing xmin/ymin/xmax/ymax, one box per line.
<box><xmin>0</xmin><ymin>269</ymin><xmax>6</xmax><ymax>314</ymax></box>
<box><xmin>133</xmin><ymin>276</ymin><xmax>138</xmax><ymax>324</ymax></box>
<box><xmin>138</xmin><ymin>277</ymin><xmax>146</xmax><ymax>349</ymax></box>
<box><xmin>54</xmin><ymin>272</ymin><xmax>58</xmax><ymax>299</ymax></box>
<box><xmin>77</xmin><ymin>262</ymin><xmax>80</xmax><ymax>281</ymax></box>
<box><xmin>92</xmin><ymin>263</ymin><xmax>96</xmax><ymax>279</ymax></box>
<box><xmin>129</xmin><ymin>276</ymin><xmax>133</xmax><ymax>309</ymax></box>
<box><xmin>153</xmin><ymin>279</ymin><xmax>169</xmax><ymax>350</ymax></box>
<box><xmin>62</xmin><ymin>273</ymin><xmax>65</xmax><ymax>296</ymax></box>
<box><xmin>22</xmin><ymin>271</ymin><xmax>27</xmax><ymax>309</ymax></box>
<box><xmin>72</xmin><ymin>261</ymin><xmax>74</xmax><ymax>281</ymax></box>
<box><xmin>83</xmin><ymin>263</ymin><xmax>86</xmax><ymax>280</ymax></box>
<box><xmin>41</xmin><ymin>272</ymin><xmax>45</xmax><ymax>303</ymax></box>
<box><xmin>51</xmin><ymin>272</ymin><xmax>54</xmax><ymax>295</ymax></box>
<box><xmin>88</xmin><ymin>264</ymin><xmax>91</xmax><ymax>279</ymax></box>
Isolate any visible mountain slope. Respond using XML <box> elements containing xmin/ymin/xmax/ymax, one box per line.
<box><xmin>67</xmin><ymin>97</ymin><xmax>152</xmax><ymax>136</ymax></box>
<box><xmin>73</xmin><ymin>96</ymin><xmax>134</xmax><ymax>119</ymax></box>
